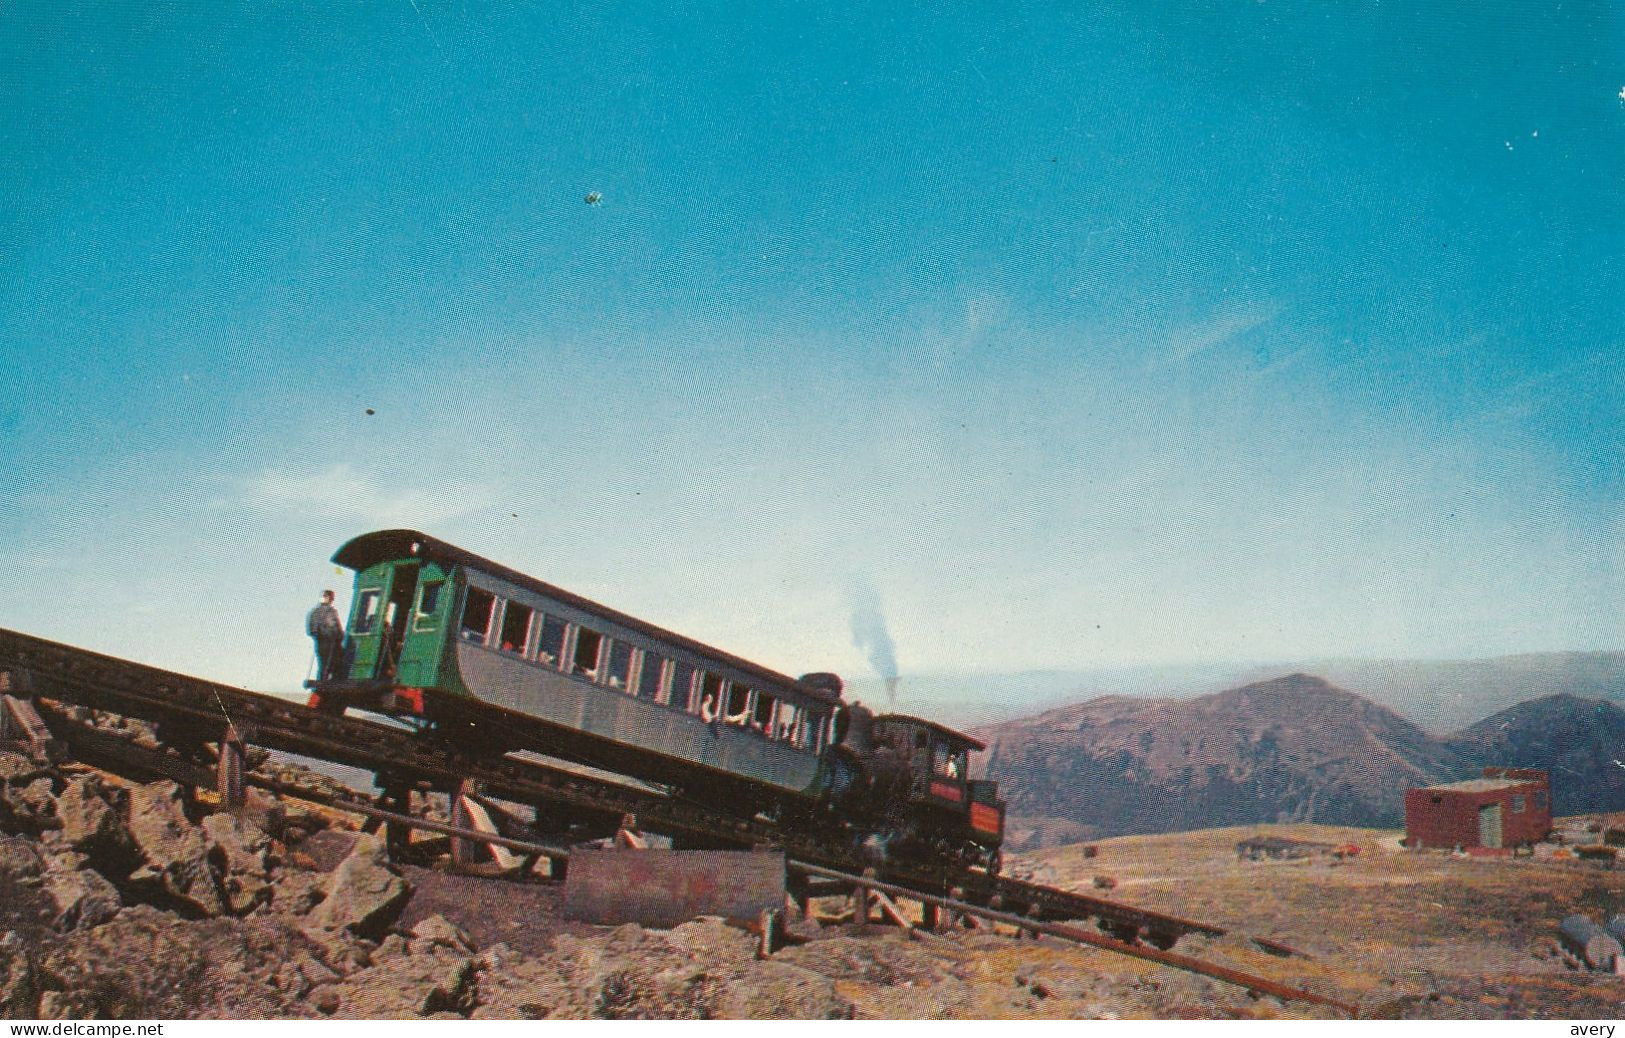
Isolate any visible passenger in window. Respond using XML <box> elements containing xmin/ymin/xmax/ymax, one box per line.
<box><xmin>699</xmin><ymin>691</ymin><xmax>722</xmax><ymax>734</ymax></box>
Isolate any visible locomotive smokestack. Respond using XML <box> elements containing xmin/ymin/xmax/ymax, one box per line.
<box><xmin>848</xmin><ymin>579</ymin><xmax>900</xmax><ymax>711</ymax></box>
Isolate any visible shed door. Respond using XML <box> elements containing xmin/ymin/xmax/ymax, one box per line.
<box><xmin>1478</xmin><ymin>803</ymin><xmax>1503</xmax><ymax>848</ymax></box>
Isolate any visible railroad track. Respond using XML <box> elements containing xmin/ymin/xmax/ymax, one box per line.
<box><xmin>0</xmin><ymin>626</ymin><xmax>1219</xmax><ymax>951</ymax></box>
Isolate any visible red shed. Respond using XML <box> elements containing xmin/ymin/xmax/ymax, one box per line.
<box><xmin>1404</xmin><ymin>768</ymin><xmax>1551</xmax><ymax>851</ymax></box>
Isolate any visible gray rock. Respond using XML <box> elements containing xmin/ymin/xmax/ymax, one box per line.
<box><xmin>126</xmin><ymin>781</ymin><xmax>226</xmax><ymax>917</ymax></box>
<box><xmin>201</xmin><ymin>812</ymin><xmax>271</xmax><ymax>876</ymax></box>
<box><xmin>35</xmin><ymin>906</ymin><xmax>335</xmax><ymax>1019</ymax></box>
<box><xmin>0</xmin><ymin>836</ymin><xmax>45</xmax><ymax>880</ymax></box>
<box><xmin>2</xmin><ymin>777</ymin><xmax>58</xmax><ymax>830</ymax></box>
<box><xmin>322</xmin><ymin>948</ymin><xmax>476</xmax><ymax>1018</ymax></box>
<box><xmin>42</xmin><ymin>865</ymin><xmax>122</xmax><ymax>932</ymax></box>
<box><xmin>0</xmin><ymin>930</ymin><xmax>38</xmax><ymax>1018</ymax></box>
<box><xmin>55</xmin><ymin>776</ymin><xmax>137</xmax><ymax>870</ymax></box>
<box><xmin>472</xmin><ymin>957</ymin><xmax>572</xmax><ymax>1020</ymax></box>
<box><xmin>0</xmin><ymin>752</ymin><xmax>50</xmax><ymax>784</ymax></box>
<box><xmin>267</xmin><ymin>869</ymin><xmax>327</xmax><ymax>917</ymax></box>
<box><xmin>201</xmin><ymin>813</ymin><xmax>274</xmax><ymax>915</ymax></box>
<box><xmin>714</xmin><ymin>960</ymin><xmax>853</xmax><ymax>1020</ymax></box>
<box><xmin>307</xmin><ymin>833</ymin><xmax>411</xmax><ymax>939</ymax></box>
<box><xmin>411</xmin><ymin>914</ymin><xmax>474</xmax><ymax>952</ymax></box>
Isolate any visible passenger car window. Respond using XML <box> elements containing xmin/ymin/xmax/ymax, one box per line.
<box><xmin>415</xmin><ymin>582</ymin><xmax>444</xmax><ymax>628</ymax></box>
<box><xmin>777</xmin><ymin>702</ymin><xmax>801</xmax><ymax>743</ymax></box>
<box><xmin>722</xmin><ymin>680</ymin><xmax>748</xmax><ymax>725</ymax></box>
<box><xmin>499</xmin><ymin>601</ymin><xmax>532</xmax><ymax>654</ymax></box>
<box><xmin>460</xmin><ymin>588</ymin><xmax>494</xmax><ymax>643</ymax></box>
<box><xmin>354</xmin><ymin>589</ymin><xmax>382</xmax><ymax>635</ymax></box>
<box><xmin>752</xmin><ymin>692</ymin><xmax>775</xmax><ymax>733</ymax></box>
<box><xmin>669</xmin><ymin>661</ymin><xmax>697</xmax><ymax>709</ymax></box>
<box><xmin>537</xmin><ymin>615</ymin><xmax>566</xmax><ymax>666</ymax></box>
<box><xmin>572</xmin><ymin>627</ymin><xmax>604</xmax><ymax>677</ymax></box>
<box><xmin>606</xmin><ymin>640</ymin><xmax>633</xmax><ymax>690</ymax></box>
<box><xmin>637</xmin><ymin>653</ymin><xmax>665</xmax><ymax>700</ymax></box>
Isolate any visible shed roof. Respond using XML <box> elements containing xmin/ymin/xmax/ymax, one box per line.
<box><xmin>1418</xmin><ymin>778</ymin><xmax>1533</xmax><ymax>794</ymax></box>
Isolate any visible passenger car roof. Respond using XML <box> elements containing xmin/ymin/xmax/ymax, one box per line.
<box><xmin>333</xmin><ymin>529</ymin><xmax>842</xmax><ymax>704</ymax></box>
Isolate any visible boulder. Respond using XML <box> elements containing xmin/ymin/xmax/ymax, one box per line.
<box><xmin>296</xmin><ymin>925</ymin><xmax>373</xmax><ymax>976</ymax></box>
<box><xmin>266</xmin><ymin>869</ymin><xmax>327</xmax><ymax>918</ymax></box>
<box><xmin>307</xmin><ymin>833</ymin><xmax>411</xmax><ymax>939</ymax></box>
<box><xmin>55</xmin><ymin>776</ymin><xmax>137</xmax><ymax>872</ymax></box>
<box><xmin>41</xmin><ymin>864</ymin><xmax>122</xmax><ymax>932</ymax></box>
<box><xmin>1</xmin><ymin>777</ymin><xmax>58</xmax><ymax>832</ymax></box>
<box><xmin>545</xmin><ymin>922</ymin><xmax>743</xmax><ymax>1019</ymax></box>
<box><xmin>713</xmin><ymin>960</ymin><xmax>853</xmax><ymax>1020</ymax></box>
<box><xmin>126</xmin><ymin>781</ymin><xmax>227</xmax><ymax>917</ymax></box>
<box><xmin>0</xmin><ymin>752</ymin><xmax>51</xmax><ymax>784</ymax></box>
<box><xmin>35</xmin><ymin>906</ymin><xmax>344</xmax><ymax>1019</ymax></box>
<box><xmin>201</xmin><ymin>813</ymin><xmax>271</xmax><ymax>875</ymax></box>
<box><xmin>470</xmin><ymin>956</ymin><xmax>572</xmax><ymax>1020</ymax></box>
<box><xmin>201</xmin><ymin>813</ymin><xmax>274</xmax><ymax>915</ymax></box>
<box><xmin>0</xmin><ymin>930</ymin><xmax>38</xmax><ymax>1017</ymax></box>
<box><xmin>0</xmin><ymin>835</ymin><xmax>45</xmax><ymax>880</ymax></box>
<box><xmin>320</xmin><ymin>947</ymin><xmax>476</xmax><ymax>1018</ymax></box>
<box><xmin>411</xmin><ymin>914</ymin><xmax>474</xmax><ymax>953</ymax></box>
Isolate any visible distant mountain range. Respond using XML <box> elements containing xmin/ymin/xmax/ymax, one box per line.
<box><xmin>865</xmin><ymin>650</ymin><xmax>1625</xmax><ymax>734</ymax></box>
<box><xmin>976</xmin><ymin>673</ymin><xmax>1625</xmax><ymax>849</ymax></box>
<box><xmin>1275</xmin><ymin>652</ymin><xmax>1625</xmax><ymax>733</ymax></box>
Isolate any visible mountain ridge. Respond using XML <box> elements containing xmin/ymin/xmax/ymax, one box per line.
<box><xmin>976</xmin><ymin>672</ymin><xmax>1620</xmax><ymax>847</ymax></box>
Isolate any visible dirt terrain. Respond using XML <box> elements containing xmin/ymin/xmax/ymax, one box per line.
<box><xmin>2</xmin><ymin>726</ymin><xmax>1621</xmax><ymax>1019</ymax></box>
<box><xmin>1021</xmin><ymin>822</ymin><xmax>1625</xmax><ymax>1018</ymax></box>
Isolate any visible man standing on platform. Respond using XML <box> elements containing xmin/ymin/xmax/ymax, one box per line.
<box><xmin>306</xmin><ymin>589</ymin><xmax>346</xmax><ymax>681</ymax></box>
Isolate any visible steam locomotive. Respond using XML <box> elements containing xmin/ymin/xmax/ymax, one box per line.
<box><xmin>306</xmin><ymin>530</ymin><xmax>1005</xmax><ymax>872</ymax></box>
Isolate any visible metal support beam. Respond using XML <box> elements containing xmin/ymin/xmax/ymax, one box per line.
<box><xmin>1</xmin><ymin>682</ymin><xmax>62</xmax><ymax>763</ymax></box>
<box><xmin>216</xmin><ymin>725</ymin><xmax>245</xmax><ymax>810</ymax></box>
<box><xmin>449</xmin><ymin>779</ymin><xmax>502</xmax><ymax>870</ymax></box>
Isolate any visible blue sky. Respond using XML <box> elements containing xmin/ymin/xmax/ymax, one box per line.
<box><xmin>3</xmin><ymin>2</ymin><xmax>1622</xmax><ymax>698</ymax></box>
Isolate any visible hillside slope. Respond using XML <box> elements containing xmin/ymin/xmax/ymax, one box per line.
<box><xmin>1447</xmin><ymin>693</ymin><xmax>1625</xmax><ymax>815</ymax></box>
<box><xmin>979</xmin><ymin>674</ymin><xmax>1464</xmax><ymax>841</ymax></box>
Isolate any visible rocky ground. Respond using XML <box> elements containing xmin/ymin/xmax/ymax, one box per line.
<box><xmin>2</xmin><ymin>713</ymin><xmax>1621</xmax><ymax>1019</ymax></box>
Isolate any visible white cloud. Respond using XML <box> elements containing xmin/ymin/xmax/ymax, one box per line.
<box><xmin>1161</xmin><ymin>304</ymin><xmax>1280</xmax><ymax>364</ymax></box>
<box><xmin>233</xmin><ymin>464</ymin><xmax>493</xmax><ymax>527</ymax></box>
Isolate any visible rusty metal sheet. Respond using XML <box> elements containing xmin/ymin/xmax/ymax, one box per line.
<box><xmin>562</xmin><ymin>849</ymin><xmax>785</xmax><ymax>928</ymax></box>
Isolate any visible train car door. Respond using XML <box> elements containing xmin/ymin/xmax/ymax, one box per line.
<box><xmin>393</xmin><ymin>562</ymin><xmax>450</xmax><ymax>686</ymax></box>
<box><xmin>377</xmin><ymin>564</ymin><xmax>420</xmax><ymax>680</ymax></box>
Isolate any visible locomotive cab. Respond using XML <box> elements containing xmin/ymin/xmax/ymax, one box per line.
<box><xmin>872</xmin><ymin>715</ymin><xmax>1005</xmax><ymax>868</ymax></box>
